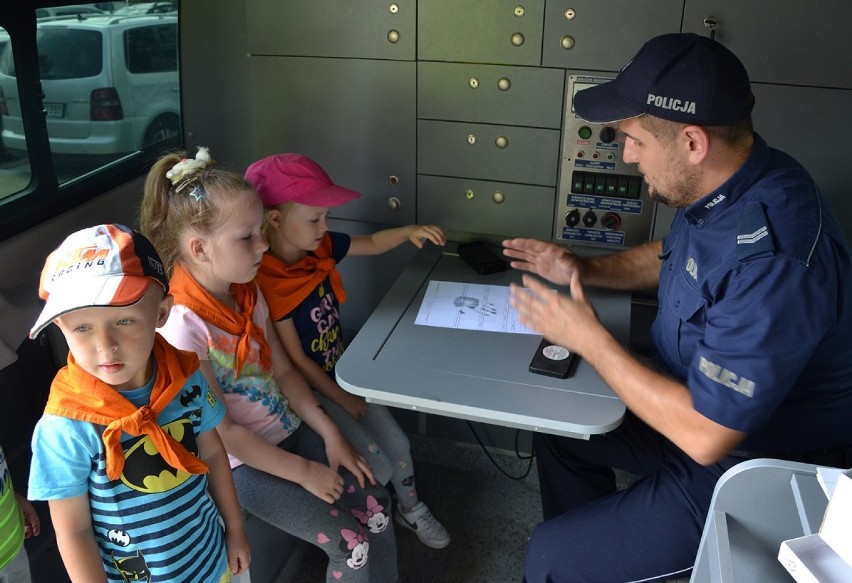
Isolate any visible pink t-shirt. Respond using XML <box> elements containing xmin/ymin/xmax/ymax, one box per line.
<box><xmin>159</xmin><ymin>288</ymin><xmax>301</xmax><ymax>468</ymax></box>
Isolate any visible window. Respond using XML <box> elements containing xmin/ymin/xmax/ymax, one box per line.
<box><xmin>0</xmin><ymin>3</ymin><xmax>183</xmax><ymax>241</ymax></box>
<box><xmin>125</xmin><ymin>23</ymin><xmax>177</xmax><ymax>74</ymax></box>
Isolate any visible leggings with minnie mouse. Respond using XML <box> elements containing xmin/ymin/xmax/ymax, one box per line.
<box><xmin>232</xmin><ymin>424</ymin><xmax>399</xmax><ymax>583</ymax></box>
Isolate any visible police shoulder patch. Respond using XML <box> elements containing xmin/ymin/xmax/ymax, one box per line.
<box><xmin>736</xmin><ymin>201</ymin><xmax>775</xmax><ymax>260</ymax></box>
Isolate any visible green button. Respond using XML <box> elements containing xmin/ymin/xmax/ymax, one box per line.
<box><xmin>571</xmin><ymin>171</ymin><xmax>584</xmax><ymax>193</ymax></box>
<box><xmin>578</xmin><ymin>126</ymin><xmax>592</xmax><ymax>140</ymax></box>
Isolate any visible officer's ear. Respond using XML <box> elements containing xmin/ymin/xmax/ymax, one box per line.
<box><xmin>682</xmin><ymin>125</ymin><xmax>710</xmax><ymax>165</ymax></box>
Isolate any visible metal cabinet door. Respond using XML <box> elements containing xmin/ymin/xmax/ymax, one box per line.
<box><xmin>419</xmin><ymin>0</ymin><xmax>545</xmax><ymax>66</ymax></box>
<box><xmin>542</xmin><ymin>0</ymin><xmax>684</xmax><ymax>70</ymax></box>
<box><xmin>250</xmin><ymin>56</ymin><xmax>416</xmax><ymax>225</ymax></box>
<box><xmin>418</xmin><ymin>175</ymin><xmax>556</xmax><ymax>240</ymax></box>
<box><xmin>418</xmin><ymin>120</ymin><xmax>560</xmax><ymax>187</ymax></box>
<box><xmin>246</xmin><ymin>0</ymin><xmax>415</xmax><ymax>61</ymax></box>
<box><xmin>682</xmin><ymin>0</ymin><xmax>852</xmax><ymax>89</ymax></box>
<box><xmin>418</xmin><ymin>62</ymin><xmax>565</xmax><ymax>128</ymax></box>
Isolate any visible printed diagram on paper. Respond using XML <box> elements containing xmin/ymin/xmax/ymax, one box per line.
<box><xmin>415</xmin><ymin>280</ymin><xmax>539</xmax><ymax>334</ymax></box>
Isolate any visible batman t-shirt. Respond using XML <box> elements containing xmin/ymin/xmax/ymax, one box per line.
<box><xmin>28</xmin><ymin>367</ymin><xmax>228</xmax><ymax>582</ymax></box>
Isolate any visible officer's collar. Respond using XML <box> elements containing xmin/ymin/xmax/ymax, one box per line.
<box><xmin>683</xmin><ymin>133</ymin><xmax>769</xmax><ymax>226</ymax></box>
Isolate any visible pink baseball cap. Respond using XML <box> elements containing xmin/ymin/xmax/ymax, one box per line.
<box><xmin>245</xmin><ymin>153</ymin><xmax>361</xmax><ymax>208</ymax></box>
<box><xmin>30</xmin><ymin>224</ymin><xmax>169</xmax><ymax>339</ymax></box>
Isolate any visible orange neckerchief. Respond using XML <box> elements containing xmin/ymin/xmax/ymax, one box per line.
<box><xmin>254</xmin><ymin>234</ymin><xmax>347</xmax><ymax>322</ymax></box>
<box><xmin>44</xmin><ymin>334</ymin><xmax>208</xmax><ymax>481</ymax></box>
<box><xmin>169</xmin><ymin>263</ymin><xmax>272</xmax><ymax>377</ymax></box>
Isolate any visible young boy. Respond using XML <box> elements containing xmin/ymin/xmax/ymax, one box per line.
<box><xmin>27</xmin><ymin>224</ymin><xmax>250</xmax><ymax>582</ymax></box>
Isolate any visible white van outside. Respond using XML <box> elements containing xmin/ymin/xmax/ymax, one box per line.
<box><xmin>0</xmin><ymin>14</ymin><xmax>179</xmax><ymax>165</ymax></box>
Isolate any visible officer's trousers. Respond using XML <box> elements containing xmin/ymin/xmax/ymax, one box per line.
<box><xmin>524</xmin><ymin>412</ymin><xmax>739</xmax><ymax>583</ymax></box>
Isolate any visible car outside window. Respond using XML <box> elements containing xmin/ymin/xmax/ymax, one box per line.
<box><xmin>0</xmin><ymin>4</ymin><xmax>183</xmax><ymax>241</ymax></box>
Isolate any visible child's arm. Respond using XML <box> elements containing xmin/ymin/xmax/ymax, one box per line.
<box><xmin>273</xmin><ymin>317</ymin><xmax>367</xmax><ymax>419</ymax></box>
<box><xmin>197</xmin><ymin>429</ymin><xmax>250</xmax><ymax>576</ymax></box>
<box><xmin>348</xmin><ymin>224</ymin><xmax>446</xmax><ymax>256</ymax></box>
<box><xmin>265</xmin><ymin>316</ymin><xmax>376</xmax><ymax>488</ymax></box>
<box><xmin>49</xmin><ymin>494</ymin><xmax>107</xmax><ymax>582</ymax></box>
<box><xmin>196</xmin><ymin>360</ymin><xmax>346</xmax><ymax>504</ymax></box>
<box><xmin>15</xmin><ymin>492</ymin><xmax>41</xmax><ymax>538</ymax></box>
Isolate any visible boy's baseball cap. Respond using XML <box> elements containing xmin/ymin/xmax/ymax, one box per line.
<box><xmin>30</xmin><ymin>224</ymin><xmax>169</xmax><ymax>339</ymax></box>
<box><xmin>245</xmin><ymin>153</ymin><xmax>361</xmax><ymax>208</ymax></box>
<box><xmin>574</xmin><ymin>32</ymin><xmax>754</xmax><ymax>126</ymax></box>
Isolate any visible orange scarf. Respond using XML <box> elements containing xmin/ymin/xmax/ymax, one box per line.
<box><xmin>45</xmin><ymin>334</ymin><xmax>208</xmax><ymax>481</ymax></box>
<box><xmin>255</xmin><ymin>234</ymin><xmax>347</xmax><ymax>322</ymax></box>
<box><xmin>169</xmin><ymin>263</ymin><xmax>272</xmax><ymax>377</ymax></box>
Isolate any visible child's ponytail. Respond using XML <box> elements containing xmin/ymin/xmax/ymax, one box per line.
<box><xmin>139</xmin><ymin>148</ymin><xmax>257</xmax><ymax>277</ymax></box>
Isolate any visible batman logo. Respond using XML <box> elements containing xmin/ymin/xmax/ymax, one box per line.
<box><xmin>108</xmin><ymin>528</ymin><xmax>131</xmax><ymax>547</ymax></box>
<box><xmin>119</xmin><ymin>418</ymin><xmax>199</xmax><ymax>494</ymax></box>
<box><xmin>180</xmin><ymin>383</ymin><xmax>202</xmax><ymax>407</ymax></box>
<box><xmin>112</xmin><ymin>550</ymin><xmax>150</xmax><ymax>582</ymax></box>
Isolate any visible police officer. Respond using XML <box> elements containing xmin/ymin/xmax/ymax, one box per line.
<box><xmin>505</xmin><ymin>33</ymin><xmax>852</xmax><ymax>582</ymax></box>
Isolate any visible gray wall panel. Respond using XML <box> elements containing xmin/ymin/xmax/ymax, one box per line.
<box><xmin>250</xmin><ymin>56</ymin><xmax>417</xmax><ymax>225</ymax></box>
<box><xmin>418</xmin><ymin>175</ymin><xmax>555</xmax><ymax>241</ymax></box>
<box><xmin>682</xmin><ymin>0</ymin><xmax>852</xmax><ymax>89</ymax></box>
<box><xmin>418</xmin><ymin>120</ymin><xmax>561</xmax><ymax>186</ymax></box>
<box><xmin>418</xmin><ymin>0</ymin><xmax>545</xmax><ymax>66</ymax></box>
<box><xmin>542</xmin><ymin>0</ymin><xmax>685</xmax><ymax>70</ymax></box>
<box><xmin>246</xmin><ymin>0</ymin><xmax>415</xmax><ymax>61</ymax></box>
<box><xmin>418</xmin><ymin>62</ymin><xmax>565</xmax><ymax>128</ymax></box>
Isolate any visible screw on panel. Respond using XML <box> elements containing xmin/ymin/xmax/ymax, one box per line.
<box><xmin>387</xmin><ymin>197</ymin><xmax>401</xmax><ymax>210</ymax></box>
<box><xmin>469</xmin><ymin>77</ymin><xmax>479</xmax><ymax>89</ymax></box>
<box><xmin>467</xmin><ymin>134</ymin><xmax>477</xmax><ymax>145</ymax></box>
<box><xmin>561</xmin><ymin>35</ymin><xmax>575</xmax><ymax>50</ymax></box>
<box><xmin>389</xmin><ymin>3</ymin><xmax>399</xmax><ymax>14</ymax></box>
<box><xmin>465</xmin><ymin>190</ymin><xmax>475</xmax><ymax>200</ymax></box>
<box><xmin>495</xmin><ymin>136</ymin><xmax>508</xmax><ymax>149</ymax></box>
<box><xmin>497</xmin><ymin>77</ymin><xmax>511</xmax><ymax>91</ymax></box>
<box><xmin>703</xmin><ymin>15</ymin><xmax>718</xmax><ymax>40</ymax></box>
<box><xmin>387</xmin><ymin>30</ymin><xmax>400</xmax><ymax>43</ymax></box>
<box><xmin>511</xmin><ymin>32</ymin><xmax>525</xmax><ymax>46</ymax></box>
<box><xmin>492</xmin><ymin>191</ymin><xmax>505</xmax><ymax>204</ymax></box>
<box><xmin>514</xmin><ymin>5</ymin><xmax>525</xmax><ymax>17</ymax></box>
<box><xmin>388</xmin><ymin>175</ymin><xmax>399</xmax><ymax>185</ymax></box>
<box><xmin>564</xmin><ymin>8</ymin><xmax>576</xmax><ymax>20</ymax></box>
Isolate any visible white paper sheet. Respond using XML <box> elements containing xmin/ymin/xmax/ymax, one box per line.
<box><xmin>414</xmin><ymin>280</ymin><xmax>539</xmax><ymax>334</ymax></box>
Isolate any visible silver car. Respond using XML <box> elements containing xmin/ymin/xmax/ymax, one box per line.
<box><xmin>0</xmin><ymin>14</ymin><xmax>179</xmax><ymax>166</ymax></box>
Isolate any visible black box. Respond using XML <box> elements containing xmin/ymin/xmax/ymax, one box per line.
<box><xmin>457</xmin><ymin>241</ymin><xmax>507</xmax><ymax>275</ymax></box>
<box><xmin>528</xmin><ymin>338</ymin><xmax>576</xmax><ymax>379</ymax></box>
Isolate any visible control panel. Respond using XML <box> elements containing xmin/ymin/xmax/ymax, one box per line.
<box><xmin>555</xmin><ymin>74</ymin><xmax>656</xmax><ymax>249</ymax></box>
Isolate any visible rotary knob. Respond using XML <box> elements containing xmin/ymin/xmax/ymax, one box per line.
<box><xmin>601</xmin><ymin>212</ymin><xmax>621</xmax><ymax>230</ymax></box>
<box><xmin>565</xmin><ymin>208</ymin><xmax>581</xmax><ymax>227</ymax></box>
<box><xmin>599</xmin><ymin>126</ymin><xmax>617</xmax><ymax>143</ymax></box>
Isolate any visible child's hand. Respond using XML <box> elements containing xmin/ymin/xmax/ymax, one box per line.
<box><xmin>338</xmin><ymin>392</ymin><xmax>368</xmax><ymax>419</ymax></box>
<box><xmin>15</xmin><ymin>493</ymin><xmax>41</xmax><ymax>538</ymax></box>
<box><xmin>408</xmin><ymin>225</ymin><xmax>446</xmax><ymax>249</ymax></box>
<box><xmin>225</xmin><ymin>524</ymin><xmax>251</xmax><ymax>575</ymax></box>
<box><xmin>325</xmin><ymin>435</ymin><xmax>376</xmax><ymax>489</ymax></box>
<box><xmin>301</xmin><ymin>459</ymin><xmax>345</xmax><ymax>504</ymax></box>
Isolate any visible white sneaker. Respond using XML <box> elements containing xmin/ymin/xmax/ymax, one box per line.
<box><xmin>394</xmin><ymin>501</ymin><xmax>451</xmax><ymax>549</ymax></box>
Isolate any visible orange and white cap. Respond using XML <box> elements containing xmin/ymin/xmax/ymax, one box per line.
<box><xmin>29</xmin><ymin>224</ymin><xmax>169</xmax><ymax>338</ymax></box>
